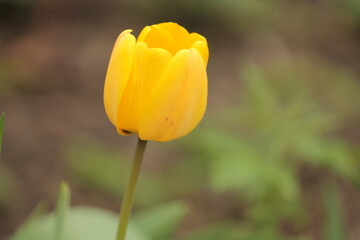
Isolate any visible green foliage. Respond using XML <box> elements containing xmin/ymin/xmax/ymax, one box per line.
<box><xmin>65</xmin><ymin>136</ymin><xmax>128</xmax><ymax>197</ymax></box>
<box><xmin>24</xmin><ymin>50</ymin><xmax>358</xmax><ymax>240</ymax></box>
<box><xmin>345</xmin><ymin>0</ymin><xmax>360</xmax><ymax>24</ymax></box>
<box><xmin>295</xmin><ymin>138</ymin><xmax>359</xmax><ymax>181</ymax></box>
<box><xmin>322</xmin><ymin>181</ymin><xmax>346</xmax><ymax>240</ymax></box>
<box><xmin>179</xmin><ymin>56</ymin><xmax>360</xmax><ymax>239</ymax></box>
<box><xmin>181</xmin><ymin>223</ymin><xmax>242</xmax><ymax>240</ymax></box>
<box><xmin>54</xmin><ymin>182</ymin><xmax>70</xmax><ymax>240</ymax></box>
<box><xmin>182</xmin><ymin>223</ymin><xmax>310</xmax><ymax>240</ymax></box>
<box><xmin>65</xmin><ymin>136</ymin><xmax>206</xmax><ymax>206</ymax></box>
<box><xmin>11</xmin><ymin>206</ymin><xmax>148</xmax><ymax>240</ymax></box>
<box><xmin>133</xmin><ymin>201</ymin><xmax>188</xmax><ymax>240</ymax></box>
<box><xmin>11</xmin><ymin>183</ymin><xmax>188</xmax><ymax>240</ymax></box>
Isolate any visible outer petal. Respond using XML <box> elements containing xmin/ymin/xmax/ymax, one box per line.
<box><xmin>116</xmin><ymin>43</ymin><xmax>173</xmax><ymax>135</ymax></box>
<box><xmin>104</xmin><ymin>30</ymin><xmax>136</xmax><ymax>126</ymax></box>
<box><xmin>139</xmin><ymin>49</ymin><xmax>207</xmax><ymax>142</ymax></box>
<box><xmin>190</xmin><ymin>33</ymin><xmax>209</xmax><ymax>66</ymax></box>
<box><xmin>137</xmin><ymin>26</ymin><xmax>152</xmax><ymax>43</ymax></box>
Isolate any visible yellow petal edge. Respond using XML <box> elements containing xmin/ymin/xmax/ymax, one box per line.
<box><xmin>104</xmin><ymin>29</ymin><xmax>136</xmax><ymax>126</ymax></box>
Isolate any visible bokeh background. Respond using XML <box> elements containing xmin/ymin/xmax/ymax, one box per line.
<box><xmin>1</xmin><ymin>0</ymin><xmax>360</xmax><ymax>239</ymax></box>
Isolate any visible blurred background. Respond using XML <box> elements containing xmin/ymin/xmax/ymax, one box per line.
<box><xmin>1</xmin><ymin>0</ymin><xmax>360</xmax><ymax>239</ymax></box>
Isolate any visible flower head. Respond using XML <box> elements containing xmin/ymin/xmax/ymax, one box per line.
<box><xmin>104</xmin><ymin>22</ymin><xmax>208</xmax><ymax>142</ymax></box>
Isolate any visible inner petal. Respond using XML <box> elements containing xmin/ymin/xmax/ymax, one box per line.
<box><xmin>157</xmin><ymin>22</ymin><xmax>191</xmax><ymax>49</ymax></box>
<box><xmin>140</xmin><ymin>25</ymin><xmax>179</xmax><ymax>55</ymax></box>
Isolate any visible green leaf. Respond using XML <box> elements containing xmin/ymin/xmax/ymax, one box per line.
<box><xmin>295</xmin><ymin>138</ymin><xmax>359</xmax><ymax>181</ymax></box>
<box><xmin>55</xmin><ymin>182</ymin><xmax>70</xmax><ymax>240</ymax></box>
<box><xmin>0</xmin><ymin>113</ymin><xmax>4</xmax><ymax>156</ymax></box>
<box><xmin>180</xmin><ymin>223</ymin><xmax>241</xmax><ymax>240</ymax></box>
<box><xmin>322</xmin><ymin>180</ymin><xmax>346</xmax><ymax>240</ymax></box>
<box><xmin>11</xmin><ymin>207</ymin><xmax>149</xmax><ymax>240</ymax></box>
<box><xmin>11</xmin><ymin>182</ymin><xmax>150</xmax><ymax>240</ymax></box>
<box><xmin>133</xmin><ymin>201</ymin><xmax>188</xmax><ymax>240</ymax></box>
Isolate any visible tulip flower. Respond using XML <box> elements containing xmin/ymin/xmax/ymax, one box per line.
<box><xmin>104</xmin><ymin>22</ymin><xmax>208</xmax><ymax>142</ymax></box>
<box><xmin>103</xmin><ymin>22</ymin><xmax>209</xmax><ymax>240</ymax></box>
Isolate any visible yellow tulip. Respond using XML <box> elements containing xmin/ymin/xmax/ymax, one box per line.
<box><xmin>104</xmin><ymin>22</ymin><xmax>209</xmax><ymax>142</ymax></box>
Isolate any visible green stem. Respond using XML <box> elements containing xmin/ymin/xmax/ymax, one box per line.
<box><xmin>116</xmin><ymin>138</ymin><xmax>147</xmax><ymax>240</ymax></box>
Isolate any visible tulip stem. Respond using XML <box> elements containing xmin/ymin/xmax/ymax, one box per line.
<box><xmin>116</xmin><ymin>138</ymin><xmax>147</xmax><ymax>240</ymax></box>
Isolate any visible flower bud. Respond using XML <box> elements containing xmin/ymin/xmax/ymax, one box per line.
<box><xmin>104</xmin><ymin>22</ymin><xmax>208</xmax><ymax>142</ymax></box>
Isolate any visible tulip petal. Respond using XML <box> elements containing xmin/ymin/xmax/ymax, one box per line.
<box><xmin>190</xmin><ymin>33</ymin><xmax>209</xmax><ymax>66</ymax></box>
<box><xmin>104</xmin><ymin>29</ymin><xmax>136</xmax><ymax>126</ymax></box>
<box><xmin>140</xmin><ymin>25</ymin><xmax>179</xmax><ymax>55</ymax></box>
<box><xmin>139</xmin><ymin>49</ymin><xmax>207</xmax><ymax>142</ymax></box>
<box><xmin>157</xmin><ymin>22</ymin><xmax>190</xmax><ymax>48</ymax></box>
<box><xmin>137</xmin><ymin>26</ymin><xmax>151</xmax><ymax>43</ymax></box>
<box><xmin>189</xmin><ymin>32</ymin><xmax>207</xmax><ymax>43</ymax></box>
<box><xmin>192</xmin><ymin>41</ymin><xmax>209</xmax><ymax>67</ymax></box>
<box><xmin>116</xmin><ymin>43</ymin><xmax>172</xmax><ymax>135</ymax></box>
